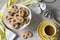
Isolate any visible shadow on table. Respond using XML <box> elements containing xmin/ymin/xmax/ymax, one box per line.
<box><xmin>24</xmin><ymin>11</ymin><xmax>42</xmax><ymax>32</ymax></box>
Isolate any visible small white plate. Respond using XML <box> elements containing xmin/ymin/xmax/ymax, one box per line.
<box><xmin>3</xmin><ymin>4</ymin><xmax>32</xmax><ymax>30</ymax></box>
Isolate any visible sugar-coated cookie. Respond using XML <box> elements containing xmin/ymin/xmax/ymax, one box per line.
<box><xmin>21</xmin><ymin>31</ymin><xmax>33</xmax><ymax>39</ymax></box>
<box><xmin>24</xmin><ymin>18</ymin><xmax>29</xmax><ymax>24</ymax></box>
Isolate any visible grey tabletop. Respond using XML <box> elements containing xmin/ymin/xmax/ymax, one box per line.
<box><xmin>0</xmin><ymin>0</ymin><xmax>60</xmax><ymax>40</ymax></box>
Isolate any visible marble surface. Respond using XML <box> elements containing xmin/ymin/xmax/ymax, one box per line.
<box><xmin>0</xmin><ymin>0</ymin><xmax>60</xmax><ymax>40</ymax></box>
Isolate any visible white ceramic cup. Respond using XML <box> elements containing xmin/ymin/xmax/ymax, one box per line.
<box><xmin>43</xmin><ymin>24</ymin><xmax>56</xmax><ymax>37</ymax></box>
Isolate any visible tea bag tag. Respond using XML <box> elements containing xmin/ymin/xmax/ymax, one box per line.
<box><xmin>31</xmin><ymin>7</ymin><xmax>41</xmax><ymax>14</ymax></box>
<box><xmin>40</xmin><ymin>3</ymin><xmax>46</xmax><ymax>10</ymax></box>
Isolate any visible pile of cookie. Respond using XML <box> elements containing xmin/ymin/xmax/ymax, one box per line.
<box><xmin>5</xmin><ymin>5</ymin><xmax>30</xmax><ymax>29</ymax></box>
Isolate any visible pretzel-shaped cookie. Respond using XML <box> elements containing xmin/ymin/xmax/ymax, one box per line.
<box><xmin>24</xmin><ymin>18</ymin><xmax>29</xmax><ymax>24</ymax></box>
<box><xmin>24</xmin><ymin>9</ymin><xmax>29</xmax><ymax>17</ymax></box>
<box><xmin>11</xmin><ymin>5</ymin><xmax>18</xmax><ymax>10</ymax></box>
<box><xmin>6</xmin><ymin>14</ymin><xmax>13</xmax><ymax>21</ymax></box>
<box><xmin>12</xmin><ymin>22</ymin><xmax>24</xmax><ymax>29</ymax></box>
<box><xmin>19</xmin><ymin>7</ymin><xmax>29</xmax><ymax>17</ymax></box>
<box><xmin>22</xmin><ymin>31</ymin><xmax>33</xmax><ymax>39</ymax></box>
<box><xmin>19</xmin><ymin>10</ymin><xmax>25</xmax><ymax>17</ymax></box>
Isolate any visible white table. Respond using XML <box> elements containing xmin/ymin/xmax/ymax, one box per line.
<box><xmin>0</xmin><ymin>0</ymin><xmax>60</xmax><ymax>40</ymax></box>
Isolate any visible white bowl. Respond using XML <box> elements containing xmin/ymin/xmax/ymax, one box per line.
<box><xmin>3</xmin><ymin>4</ymin><xmax>32</xmax><ymax>30</ymax></box>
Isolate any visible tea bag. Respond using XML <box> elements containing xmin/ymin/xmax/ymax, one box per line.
<box><xmin>43</xmin><ymin>9</ymin><xmax>53</xmax><ymax>19</ymax></box>
<box><xmin>39</xmin><ymin>3</ymin><xmax>46</xmax><ymax>10</ymax></box>
<box><xmin>31</xmin><ymin>6</ymin><xmax>41</xmax><ymax>14</ymax></box>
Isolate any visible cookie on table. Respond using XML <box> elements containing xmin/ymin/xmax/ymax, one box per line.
<box><xmin>21</xmin><ymin>31</ymin><xmax>33</xmax><ymax>39</ymax></box>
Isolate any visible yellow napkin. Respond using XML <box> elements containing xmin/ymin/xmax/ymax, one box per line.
<box><xmin>0</xmin><ymin>11</ymin><xmax>6</xmax><ymax>40</ymax></box>
<box><xmin>4</xmin><ymin>0</ymin><xmax>42</xmax><ymax>8</ymax></box>
<box><xmin>4</xmin><ymin>0</ymin><xmax>33</xmax><ymax>8</ymax></box>
<box><xmin>0</xmin><ymin>11</ymin><xmax>2</xmax><ymax>19</ymax></box>
<box><xmin>0</xmin><ymin>23</ymin><xmax>6</xmax><ymax>40</ymax></box>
